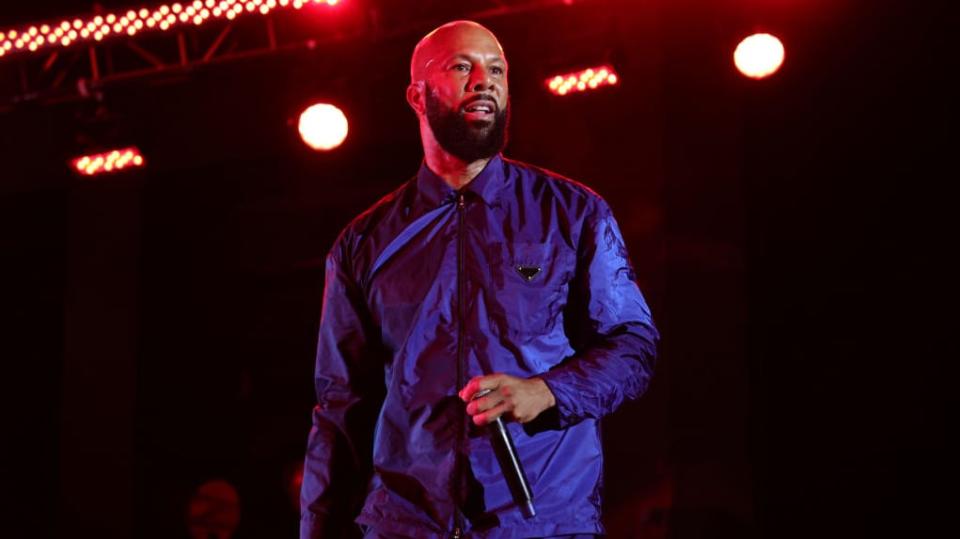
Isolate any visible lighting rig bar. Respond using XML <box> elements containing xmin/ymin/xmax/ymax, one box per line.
<box><xmin>0</xmin><ymin>0</ymin><xmax>344</xmax><ymax>110</ymax></box>
<box><xmin>71</xmin><ymin>146</ymin><xmax>146</xmax><ymax>176</ymax></box>
<box><xmin>0</xmin><ymin>0</ymin><xmax>339</xmax><ymax>60</ymax></box>
<box><xmin>546</xmin><ymin>64</ymin><xmax>618</xmax><ymax>96</ymax></box>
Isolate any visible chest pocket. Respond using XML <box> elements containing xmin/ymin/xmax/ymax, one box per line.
<box><xmin>493</xmin><ymin>240</ymin><xmax>576</xmax><ymax>337</ymax></box>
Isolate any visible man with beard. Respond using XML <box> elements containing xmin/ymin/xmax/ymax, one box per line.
<box><xmin>300</xmin><ymin>20</ymin><xmax>658</xmax><ymax>539</ymax></box>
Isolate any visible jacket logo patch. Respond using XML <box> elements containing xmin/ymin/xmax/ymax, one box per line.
<box><xmin>515</xmin><ymin>265</ymin><xmax>542</xmax><ymax>281</ymax></box>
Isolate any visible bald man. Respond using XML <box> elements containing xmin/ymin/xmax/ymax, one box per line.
<box><xmin>300</xmin><ymin>21</ymin><xmax>658</xmax><ymax>539</ymax></box>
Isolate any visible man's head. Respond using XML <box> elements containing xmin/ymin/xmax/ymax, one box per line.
<box><xmin>407</xmin><ymin>21</ymin><xmax>510</xmax><ymax>163</ymax></box>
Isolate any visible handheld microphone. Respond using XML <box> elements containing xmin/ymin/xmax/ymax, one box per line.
<box><xmin>473</xmin><ymin>389</ymin><xmax>536</xmax><ymax>519</ymax></box>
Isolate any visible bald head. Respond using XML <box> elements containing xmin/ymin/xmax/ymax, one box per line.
<box><xmin>410</xmin><ymin>21</ymin><xmax>506</xmax><ymax>82</ymax></box>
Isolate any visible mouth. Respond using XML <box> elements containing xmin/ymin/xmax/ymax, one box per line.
<box><xmin>461</xmin><ymin>99</ymin><xmax>497</xmax><ymax>121</ymax></box>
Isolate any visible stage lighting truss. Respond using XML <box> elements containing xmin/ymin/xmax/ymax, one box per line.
<box><xmin>71</xmin><ymin>147</ymin><xmax>146</xmax><ymax>176</ymax></box>
<box><xmin>545</xmin><ymin>65</ymin><xmax>619</xmax><ymax>96</ymax></box>
<box><xmin>0</xmin><ymin>1</ymin><xmax>339</xmax><ymax>61</ymax></box>
<box><xmin>0</xmin><ymin>0</ymin><xmax>344</xmax><ymax>111</ymax></box>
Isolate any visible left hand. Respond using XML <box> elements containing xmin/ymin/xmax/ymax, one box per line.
<box><xmin>458</xmin><ymin>373</ymin><xmax>556</xmax><ymax>426</ymax></box>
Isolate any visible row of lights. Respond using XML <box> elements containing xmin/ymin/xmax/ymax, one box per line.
<box><xmin>0</xmin><ymin>0</ymin><xmax>340</xmax><ymax>59</ymax></box>
<box><xmin>71</xmin><ymin>147</ymin><xmax>146</xmax><ymax>176</ymax></box>
<box><xmin>546</xmin><ymin>65</ymin><xmax>619</xmax><ymax>96</ymax></box>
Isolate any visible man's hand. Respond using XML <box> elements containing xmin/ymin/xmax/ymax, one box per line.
<box><xmin>458</xmin><ymin>373</ymin><xmax>556</xmax><ymax>426</ymax></box>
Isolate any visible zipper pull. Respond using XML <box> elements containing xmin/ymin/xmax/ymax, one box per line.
<box><xmin>457</xmin><ymin>192</ymin><xmax>465</xmax><ymax>209</ymax></box>
<box><xmin>452</xmin><ymin>527</ymin><xmax>463</xmax><ymax>539</ymax></box>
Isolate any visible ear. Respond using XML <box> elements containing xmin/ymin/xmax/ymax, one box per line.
<box><xmin>406</xmin><ymin>81</ymin><xmax>426</xmax><ymax>116</ymax></box>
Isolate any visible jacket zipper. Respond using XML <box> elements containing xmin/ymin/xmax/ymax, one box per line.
<box><xmin>453</xmin><ymin>192</ymin><xmax>466</xmax><ymax>539</ymax></box>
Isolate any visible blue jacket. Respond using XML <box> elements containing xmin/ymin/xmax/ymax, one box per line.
<box><xmin>301</xmin><ymin>155</ymin><xmax>658</xmax><ymax>538</ymax></box>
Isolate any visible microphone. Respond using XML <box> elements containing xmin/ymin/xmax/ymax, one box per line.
<box><xmin>472</xmin><ymin>389</ymin><xmax>536</xmax><ymax>519</ymax></box>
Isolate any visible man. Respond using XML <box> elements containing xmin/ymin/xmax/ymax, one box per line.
<box><xmin>301</xmin><ymin>20</ymin><xmax>658</xmax><ymax>539</ymax></box>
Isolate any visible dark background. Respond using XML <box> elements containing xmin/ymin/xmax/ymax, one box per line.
<box><xmin>0</xmin><ymin>0</ymin><xmax>951</xmax><ymax>537</ymax></box>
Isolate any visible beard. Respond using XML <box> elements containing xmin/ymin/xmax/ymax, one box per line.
<box><xmin>424</xmin><ymin>85</ymin><xmax>510</xmax><ymax>163</ymax></box>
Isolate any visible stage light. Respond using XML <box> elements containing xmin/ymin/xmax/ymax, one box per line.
<box><xmin>298</xmin><ymin>103</ymin><xmax>348</xmax><ymax>151</ymax></box>
<box><xmin>70</xmin><ymin>147</ymin><xmax>146</xmax><ymax>177</ymax></box>
<box><xmin>546</xmin><ymin>65</ymin><xmax>620</xmax><ymax>96</ymax></box>
<box><xmin>734</xmin><ymin>33</ymin><xmax>785</xmax><ymax>79</ymax></box>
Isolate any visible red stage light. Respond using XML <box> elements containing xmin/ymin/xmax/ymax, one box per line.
<box><xmin>734</xmin><ymin>33</ymin><xmax>785</xmax><ymax>79</ymax></box>
<box><xmin>298</xmin><ymin>103</ymin><xmax>349</xmax><ymax>151</ymax></box>
<box><xmin>546</xmin><ymin>65</ymin><xmax>620</xmax><ymax>96</ymax></box>
<box><xmin>70</xmin><ymin>147</ymin><xmax>146</xmax><ymax>177</ymax></box>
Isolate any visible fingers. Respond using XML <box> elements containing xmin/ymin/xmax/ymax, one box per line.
<box><xmin>472</xmin><ymin>400</ymin><xmax>511</xmax><ymax>426</ymax></box>
<box><xmin>458</xmin><ymin>373</ymin><xmax>504</xmax><ymax>402</ymax></box>
<box><xmin>465</xmin><ymin>391</ymin><xmax>504</xmax><ymax>416</ymax></box>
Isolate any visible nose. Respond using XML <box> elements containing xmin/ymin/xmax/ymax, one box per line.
<box><xmin>468</xmin><ymin>66</ymin><xmax>495</xmax><ymax>92</ymax></box>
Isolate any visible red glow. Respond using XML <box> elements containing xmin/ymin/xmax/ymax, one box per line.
<box><xmin>298</xmin><ymin>103</ymin><xmax>349</xmax><ymax>151</ymax></box>
<box><xmin>186</xmin><ymin>480</ymin><xmax>240</xmax><ymax>539</ymax></box>
<box><xmin>734</xmin><ymin>33</ymin><xmax>785</xmax><ymax>79</ymax></box>
<box><xmin>70</xmin><ymin>147</ymin><xmax>146</xmax><ymax>177</ymax></box>
<box><xmin>546</xmin><ymin>65</ymin><xmax>620</xmax><ymax>96</ymax></box>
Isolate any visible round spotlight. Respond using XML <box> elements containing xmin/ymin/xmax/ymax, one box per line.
<box><xmin>734</xmin><ymin>33</ymin><xmax>785</xmax><ymax>80</ymax></box>
<box><xmin>298</xmin><ymin>103</ymin><xmax>349</xmax><ymax>151</ymax></box>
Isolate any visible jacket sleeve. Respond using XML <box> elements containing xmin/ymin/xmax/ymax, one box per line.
<box><xmin>538</xmin><ymin>197</ymin><xmax>659</xmax><ymax>428</ymax></box>
<box><xmin>300</xmin><ymin>235</ymin><xmax>383</xmax><ymax>539</ymax></box>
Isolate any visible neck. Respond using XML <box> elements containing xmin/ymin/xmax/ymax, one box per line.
<box><xmin>421</xmin><ymin>125</ymin><xmax>494</xmax><ymax>190</ymax></box>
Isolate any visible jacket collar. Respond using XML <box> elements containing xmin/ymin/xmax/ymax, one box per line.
<box><xmin>415</xmin><ymin>154</ymin><xmax>506</xmax><ymax>207</ymax></box>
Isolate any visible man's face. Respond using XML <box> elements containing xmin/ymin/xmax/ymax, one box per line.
<box><xmin>414</xmin><ymin>24</ymin><xmax>510</xmax><ymax>162</ymax></box>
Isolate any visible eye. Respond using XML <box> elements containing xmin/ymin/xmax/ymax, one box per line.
<box><xmin>452</xmin><ymin>63</ymin><xmax>470</xmax><ymax>72</ymax></box>
<box><xmin>490</xmin><ymin>66</ymin><xmax>505</xmax><ymax>75</ymax></box>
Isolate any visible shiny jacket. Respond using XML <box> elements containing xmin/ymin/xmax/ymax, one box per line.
<box><xmin>301</xmin><ymin>155</ymin><xmax>658</xmax><ymax>538</ymax></box>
